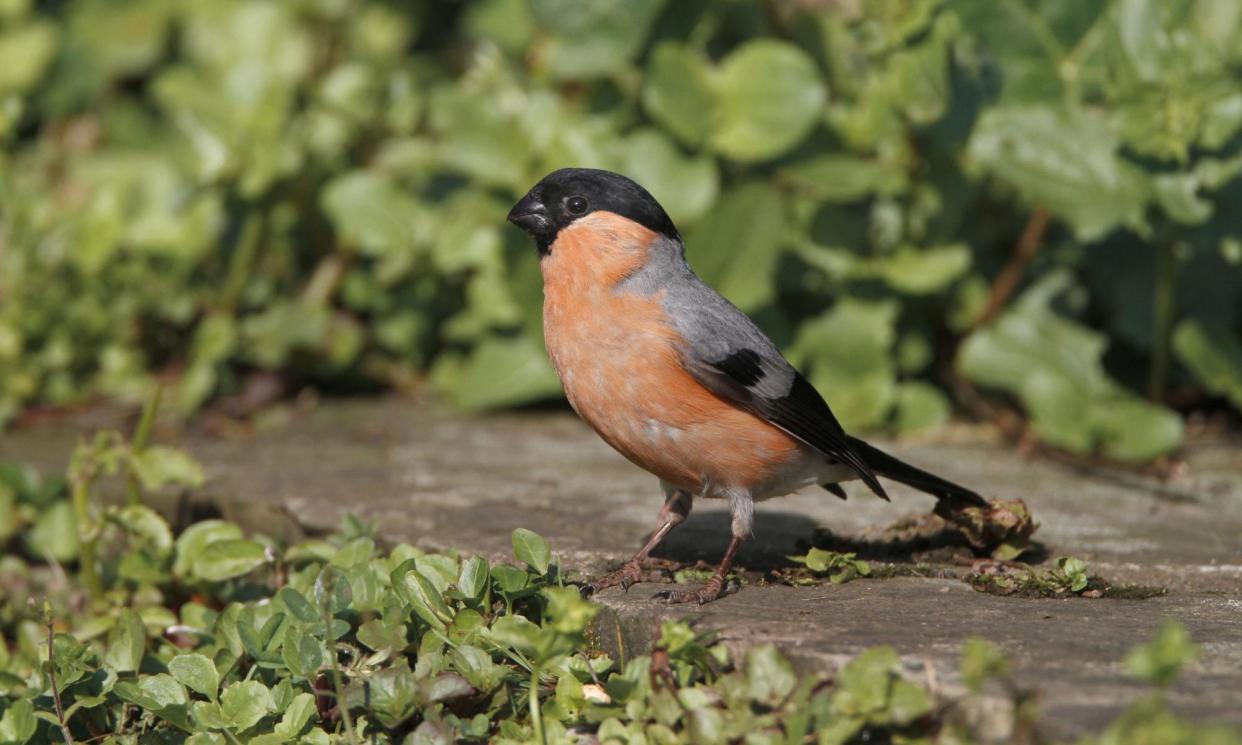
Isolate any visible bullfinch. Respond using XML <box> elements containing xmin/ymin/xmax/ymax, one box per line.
<box><xmin>507</xmin><ymin>168</ymin><xmax>985</xmax><ymax>604</ymax></box>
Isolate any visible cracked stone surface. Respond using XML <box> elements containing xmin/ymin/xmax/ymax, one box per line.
<box><xmin>3</xmin><ymin>397</ymin><xmax>1240</xmax><ymax>739</ymax></box>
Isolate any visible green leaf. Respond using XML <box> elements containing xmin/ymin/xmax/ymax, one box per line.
<box><xmin>486</xmin><ymin>614</ymin><xmax>542</xmax><ymax>657</ymax></box>
<box><xmin>887</xmin><ymin>678</ymin><xmax>932</xmax><ymax>724</ymax></box>
<box><xmin>174</xmin><ymin>520</ymin><xmax>243</xmax><ymax>580</ymax></box>
<box><xmin>542</xmin><ymin>586</ymin><xmax>598</xmax><ymax>634</ymax></box>
<box><xmin>958</xmin><ymin>274</ymin><xmax>1183</xmax><ymax>460</ymax></box>
<box><xmin>395</xmin><ymin>566</ymin><xmax>454</xmax><ymax>630</ymax></box>
<box><xmin>1173</xmin><ymin>320</ymin><xmax>1242</xmax><ymax>410</ymax></box>
<box><xmin>24</xmin><ymin>499</ymin><xmax>76</xmax><ymax>563</ymax></box>
<box><xmin>357</xmin><ymin>618</ymin><xmax>406</xmax><ymax>655</ymax></box>
<box><xmin>112</xmin><ymin>504</ymin><xmax>174</xmax><ymax>557</ymax></box>
<box><xmin>779</xmin><ymin>154</ymin><xmax>908</xmax><ymax>203</ymax></box>
<box><xmin>321</xmin><ymin>171</ymin><xmax>421</xmax><ymax>256</ymax></box>
<box><xmin>129</xmin><ymin>446</ymin><xmax>205</xmax><ymax>490</ymax></box>
<box><xmin>427</xmin><ymin>672</ymin><xmax>473</xmax><ymax>703</ymax></box>
<box><xmin>876</xmin><ymin>244</ymin><xmax>971</xmax><ymax>295</ymax></box>
<box><xmin>894</xmin><ymin>382</ymin><xmax>950</xmax><ymax>434</ymax></box>
<box><xmin>415</xmin><ymin>553</ymin><xmax>460</xmax><ymax>594</ymax></box>
<box><xmin>831</xmin><ymin>645</ymin><xmax>900</xmax><ymax>717</ymax></box>
<box><xmin>281</xmin><ymin>628</ymin><xmax>323</xmax><ymax>677</ymax></box>
<box><xmin>642</xmin><ymin>42</ymin><xmax>714</xmax><ymax>147</ymax></box>
<box><xmin>968</xmin><ymin>107</ymin><xmax>1149</xmax><ymax>241</ymax></box>
<box><xmin>220</xmin><ymin>680</ymin><xmax>274</xmax><ymax>732</ymax></box>
<box><xmin>0</xmin><ymin>697</ymin><xmax>35</xmax><ymax>744</ymax></box>
<box><xmin>166</xmin><ymin>654</ymin><xmax>218</xmax><ymax>703</ymax></box>
<box><xmin>511</xmin><ymin>528</ymin><xmax>551</xmax><ymax>575</ymax></box>
<box><xmin>141</xmin><ymin>673</ymin><xmax>189</xmax><ymax>708</ymax></box>
<box><xmin>623</xmin><ymin>129</ymin><xmax>719</xmax><ymax>226</ymax></box>
<box><xmin>1152</xmin><ymin>172</ymin><xmax>1213</xmax><ymax>225</ymax></box>
<box><xmin>0</xmin><ymin>20</ymin><xmax>57</xmax><ymax>96</ymax></box>
<box><xmin>451</xmin><ymin>645</ymin><xmax>506</xmax><ymax>692</ymax></box>
<box><xmin>104</xmin><ymin>609</ymin><xmax>146</xmax><ymax>673</ymax></box>
<box><xmin>745</xmin><ymin>644</ymin><xmax>797</xmax><ymax>705</ymax></box>
<box><xmin>530</xmin><ymin>0</ymin><xmax>665</xmax><ymax>80</ymax></box>
<box><xmin>190</xmin><ymin>701</ymin><xmax>230</xmax><ymax>731</ymax></box>
<box><xmin>1125</xmin><ymin>619</ymin><xmax>1200</xmax><ymax>688</ymax></box>
<box><xmin>314</xmin><ymin>566</ymin><xmax>353</xmax><ymax>615</ymax></box>
<box><xmin>684</xmin><ymin>182</ymin><xmax>785</xmax><ymax>313</ymax></box>
<box><xmin>960</xmin><ymin>637</ymin><xmax>1010</xmax><ymax>693</ymax></box>
<box><xmin>458</xmin><ymin>556</ymin><xmax>489</xmax><ymax>600</ymax></box>
<box><xmin>790</xmin><ymin>299</ymin><xmax>899</xmax><ymax>430</ymax></box>
<box><xmin>196</xmin><ymin>539</ymin><xmax>269</xmax><ymax>582</ymax></box>
<box><xmin>330</xmin><ymin>536</ymin><xmax>375</xmax><ymax>567</ymax></box>
<box><xmin>275</xmin><ymin>587</ymin><xmax>321</xmax><ymax>626</ymax></box>
<box><xmin>710</xmin><ymin>40</ymin><xmax>826</xmax><ymax>162</ymax></box>
<box><xmin>490</xmin><ymin>564</ymin><xmax>529</xmax><ymax>594</ymax></box>
<box><xmin>953</xmin><ymin>3</ymin><xmax>1105</xmax><ymax>104</ymax></box>
<box><xmin>429</xmin><ymin>335</ymin><xmax>562</xmax><ymax>410</ymax></box>
<box><xmin>686</xmin><ymin>706</ymin><xmax>726</xmax><ymax>745</ymax></box>
<box><xmin>274</xmin><ymin>692</ymin><xmax>317</xmax><ymax>739</ymax></box>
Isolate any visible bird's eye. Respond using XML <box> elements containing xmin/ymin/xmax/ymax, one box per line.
<box><xmin>566</xmin><ymin>196</ymin><xmax>589</xmax><ymax>215</ymax></box>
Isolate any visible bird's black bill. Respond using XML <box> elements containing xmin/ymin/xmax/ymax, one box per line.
<box><xmin>506</xmin><ymin>193</ymin><xmax>551</xmax><ymax>239</ymax></box>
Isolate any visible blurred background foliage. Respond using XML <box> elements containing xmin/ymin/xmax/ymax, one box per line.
<box><xmin>1</xmin><ymin>0</ymin><xmax>1241</xmax><ymax>461</ymax></box>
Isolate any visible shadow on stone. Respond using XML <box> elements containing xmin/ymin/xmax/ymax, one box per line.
<box><xmin>808</xmin><ymin>513</ymin><xmax>1051</xmax><ymax>566</ymax></box>
<box><xmin>643</xmin><ymin>509</ymin><xmax>1052</xmax><ymax>572</ymax></box>
<box><xmin>648</xmin><ymin>510</ymin><xmax>822</xmax><ymax>571</ymax></box>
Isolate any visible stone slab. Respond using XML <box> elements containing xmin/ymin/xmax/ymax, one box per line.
<box><xmin>3</xmin><ymin>397</ymin><xmax>1240</xmax><ymax>738</ymax></box>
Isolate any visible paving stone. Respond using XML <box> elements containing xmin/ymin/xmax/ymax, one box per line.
<box><xmin>3</xmin><ymin>397</ymin><xmax>1240</xmax><ymax>739</ymax></box>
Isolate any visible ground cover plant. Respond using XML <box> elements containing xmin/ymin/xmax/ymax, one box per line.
<box><xmin>2</xmin><ymin>0</ymin><xmax>1241</xmax><ymax>462</ymax></box>
<box><xmin>1</xmin><ymin>421</ymin><xmax>1238</xmax><ymax>744</ymax></box>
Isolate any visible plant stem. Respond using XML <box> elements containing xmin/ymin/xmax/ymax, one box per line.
<box><xmin>976</xmin><ymin>208</ymin><xmax>1050</xmax><ymax>328</ymax></box>
<box><xmin>45</xmin><ymin>615</ymin><xmax>76</xmax><ymax>745</ymax></box>
<box><xmin>324</xmin><ymin>601</ymin><xmax>360</xmax><ymax>745</ymax></box>
<box><xmin>1148</xmin><ymin>240</ymin><xmax>1178</xmax><ymax>400</ymax></box>
<box><xmin>70</xmin><ymin>476</ymin><xmax>101</xmax><ymax>601</ymax></box>
<box><xmin>529</xmin><ymin>666</ymin><xmax>546</xmax><ymax>745</ymax></box>
<box><xmin>126</xmin><ymin>384</ymin><xmax>162</xmax><ymax>506</ymax></box>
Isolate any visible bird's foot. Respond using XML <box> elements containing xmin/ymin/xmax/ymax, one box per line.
<box><xmin>653</xmin><ymin>575</ymin><xmax>730</xmax><ymax>605</ymax></box>
<box><xmin>580</xmin><ymin>558</ymin><xmax>645</xmax><ymax>598</ymax></box>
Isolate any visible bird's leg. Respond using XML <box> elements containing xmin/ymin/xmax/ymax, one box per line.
<box><xmin>654</xmin><ymin>534</ymin><xmax>743</xmax><ymax>605</ymax></box>
<box><xmin>582</xmin><ymin>489</ymin><xmax>691</xmax><ymax>597</ymax></box>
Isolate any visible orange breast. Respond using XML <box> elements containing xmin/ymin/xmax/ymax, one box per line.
<box><xmin>540</xmin><ymin>215</ymin><xmax>801</xmax><ymax>494</ymax></box>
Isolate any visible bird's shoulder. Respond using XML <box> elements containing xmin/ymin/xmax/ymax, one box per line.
<box><xmin>659</xmin><ymin>273</ymin><xmax>796</xmax><ymax>399</ymax></box>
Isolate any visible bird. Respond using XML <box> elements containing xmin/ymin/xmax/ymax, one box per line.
<box><xmin>507</xmin><ymin>168</ymin><xmax>986</xmax><ymax>604</ymax></box>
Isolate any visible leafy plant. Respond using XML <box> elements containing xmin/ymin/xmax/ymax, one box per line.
<box><xmin>787</xmin><ymin>547</ymin><xmax>873</xmax><ymax>584</ymax></box>
<box><xmin>966</xmin><ymin>555</ymin><xmax>1130</xmax><ymax>599</ymax></box>
<box><xmin>0</xmin><ymin>437</ymin><xmax>1238</xmax><ymax>742</ymax></box>
<box><xmin>2</xmin><ymin>0</ymin><xmax>1240</xmax><ymax>461</ymax></box>
<box><xmin>1125</xmin><ymin>618</ymin><xmax>1201</xmax><ymax>689</ymax></box>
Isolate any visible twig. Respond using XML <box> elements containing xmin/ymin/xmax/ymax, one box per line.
<box><xmin>44</xmin><ymin>607</ymin><xmax>76</xmax><ymax>745</ymax></box>
<box><xmin>976</xmin><ymin>208</ymin><xmax>1050</xmax><ymax>328</ymax></box>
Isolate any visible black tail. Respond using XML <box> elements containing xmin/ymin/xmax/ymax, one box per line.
<box><xmin>825</xmin><ymin>436</ymin><xmax>986</xmax><ymax>510</ymax></box>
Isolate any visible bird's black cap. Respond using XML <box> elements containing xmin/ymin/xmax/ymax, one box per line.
<box><xmin>507</xmin><ymin>168</ymin><xmax>680</xmax><ymax>254</ymax></box>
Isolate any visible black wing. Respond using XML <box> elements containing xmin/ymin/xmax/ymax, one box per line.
<box><xmin>683</xmin><ymin>348</ymin><xmax>890</xmax><ymax>501</ymax></box>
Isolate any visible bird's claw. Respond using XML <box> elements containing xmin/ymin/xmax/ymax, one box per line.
<box><xmin>580</xmin><ymin>560</ymin><xmax>644</xmax><ymax>598</ymax></box>
<box><xmin>653</xmin><ymin>583</ymin><xmax>724</xmax><ymax>605</ymax></box>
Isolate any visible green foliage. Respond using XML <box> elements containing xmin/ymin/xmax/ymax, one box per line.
<box><xmin>0</xmin><ymin>440</ymin><xmax>1239</xmax><ymax>742</ymax></box>
<box><xmin>965</xmin><ymin>555</ymin><xmax>1147</xmax><ymax>599</ymax></box>
<box><xmin>787</xmin><ymin>547</ymin><xmax>872</xmax><ymax>584</ymax></box>
<box><xmin>957</xmin><ymin>275</ymin><xmax>1185</xmax><ymax>461</ymax></box>
<box><xmin>959</xmin><ymin>637</ymin><xmax>1010</xmax><ymax>694</ymax></box>
<box><xmin>1125</xmin><ymin>618</ymin><xmax>1201</xmax><ymax>689</ymax></box>
<box><xmin>2</xmin><ymin>0</ymin><xmax>1242</xmax><ymax>460</ymax></box>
